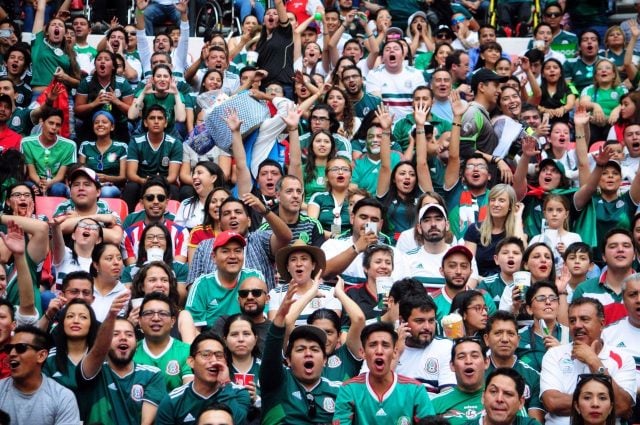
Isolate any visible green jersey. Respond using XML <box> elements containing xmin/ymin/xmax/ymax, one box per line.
<box><xmin>53</xmin><ymin>199</ymin><xmax>122</xmax><ymax>225</ymax></box>
<box><xmin>478</xmin><ymin>273</ymin><xmax>510</xmax><ymax>309</ymax></box>
<box><xmin>74</xmin><ymin>44</ymin><xmax>98</xmax><ymax>70</ymax></box>
<box><xmin>444</xmin><ymin>181</ymin><xmax>489</xmax><ymax>239</ymax></box>
<box><xmin>299</xmin><ymin>132</ymin><xmax>352</xmax><ymax>160</ymax></box>
<box><xmin>353</xmin><ymin>91</ymin><xmax>382</xmax><ymax>119</ymax></box>
<box><xmin>21</xmin><ymin>134</ymin><xmax>77</xmax><ymax>179</ymax></box>
<box><xmin>43</xmin><ymin>348</ymin><xmax>78</xmax><ymax>390</ymax></box>
<box><xmin>563</xmin><ymin>57</ymin><xmax>604</xmax><ymax>93</ymax></box>
<box><xmin>31</xmin><ymin>31</ymin><xmax>72</xmax><ymax>87</ymax></box>
<box><xmin>77</xmin><ymin>361</ymin><xmax>167</xmax><ymax>425</ymax></box>
<box><xmin>308</xmin><ymin>191</ymin><xmax>351</xmax><ymax>234</ymax></box>
<box><xmin>78</xmin><ymin>140</ymin><xmax>128</xmax><ymax>177</ymax></box>
<box><xmin>137</xmin><ymin>92</ymin><xmax>186</xmax><ymax>131</ymax></box>
<box><xmin>485</xmin><ymin>358</ymin><xmax>543</xmax><ymax>411</ymax></box>
<box><xmin>392</xmin><ymin>113</ymin><xmax>451</xmax><ymax>152</ymax></box>
<box><xmin>431</xmin><ymin>386</ymin><xmax>484</xmax><ymax>425</ymax></box>
<box><xmin>261</xmin><ymin>324</ymin><xmax>341</xmax><ymax>425</ymax></box>
<box><xmin>465</xmin><ymin>416</ymin><xmax>541</xmax><ymax>425</ymax></box>
<box><xmin>133</xmin><ymin>338</ymin><xmax>193</xmax><ymax>392</ymax></box>
<box><xmin>323</xmin><ymin>344</ymin><xmax>363</xmax><ymax>382</ymax></box>
<box><xmin>155</xmin><ymin>381</ymin><xmax>251</xmax><ymax>425</ymax></box>
<box><xmin>332</xmin><ymin>372</ymin><xmax>434</xmax><ymax>424</ymax></box>
<box><xmin>516</xmin><ymin>324</ymin><xmax>569</xmax><ymax>372</ymax></box>
<box><xmin>303</xmin><ymin>164</ymin><xmax>327</xmax><ymax>203</ymax></box>
<box><xmin>580</xmin><ymin>85</ymin><xmax>628</xmax><ymax>117</ymax></box>
<box><xmin>127</xmin><ymin>133</ymin><xmax>183</xmax><ymax>179</ymax></box>
<box><xmin>9</xmin><ymin>107</ymin><xmax>33</xmax><ymax>136</ymax></box>
<box><xmin>352</xmin><ymin>152</ymin><xmax>402</xmax><ymax>195</ymax></box>
<box><xmin>186</xmin><ymin>268</ymin><xmax>264</xmax><ymax>328</ymax></box>
<box><xmin>6</xmin><ymin>252</ymin><xmax>41</xmax><ymax>314</ymax></box>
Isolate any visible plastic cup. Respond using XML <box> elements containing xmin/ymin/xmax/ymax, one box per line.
<box><xmin>441</xmin><ymin>313</ymin><xmax>465</xmax><ymax>339</ymax></box>
<box><xmin>375</xmin><ymin>276</ymin><xmax>393</xmax><ymax>310</ymax></box>
<box><xmin>131</xmin><ymin>298</ymin><xmax>144</xmax><ymax>310</ymax></box>
<box><xmin>246</xmin><ymin>51</ymin><xmax>259</xmax><ymax>67</ymax></box>
<box><xmin>513</xmin><ymin>271</ymin><xmax>532</xmax><ymax>300</ymax></box>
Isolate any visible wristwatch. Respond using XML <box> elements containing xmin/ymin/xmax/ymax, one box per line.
<box><xmin>596</xmin><ymin>366</ymin><xmax>607</xmax><ymax>374</ymax></box>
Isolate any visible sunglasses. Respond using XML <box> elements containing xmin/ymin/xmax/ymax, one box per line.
<box><xmin>436</xmin><ymin>33</ymin><xmax>451</xmax><ymax>39</ymax></box>
<box><xmin>453</xmin><ymin>336</ymin><xmax>483</xmax><ymax>346</ymax></box>
<box><xmin>545</xmin><ymin>12</ymin><xmax>561</xmax><ymax>18</ymax></box>
<box><xmin>577</xmin><ymin>373</ymin><xmax>612</xmax><ymax>384</ymax></box>
<box><xmin>238</xmin><ymin>289</ymin><xmax>265</xmax><ymax>298</ymax></box>
<box><xmin>144</xmin><ymin>194</ymin><xmax>167</xmax><ymax>202</ymax></box>
<box><xmin>2</xmin><ymin>343</ymin><xmax>43</xmax><ymax>354</ymax></box>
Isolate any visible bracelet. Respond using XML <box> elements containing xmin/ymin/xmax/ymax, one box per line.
<box><xmin>351</xmin><ymin>244</ymin><xmax>359</xmax><ymax>254</ymax></box>
<box><xmin>452</xmin><ymin>122</ymin><xmax>462</xmax><ymax>127</ymax></box>
<box><xmin>381</xmin><ymin>131</ymin><xmax>391</xmax><ymax>136</ymax></box>
<box><xmin>45</xmin><ymin>312</ymin><xmax>53</xmax><ymax>322</ymax></box>
<box><xmin>367</xmin><ymin>33</ymin><xmax>374</xmax><ymax>38</ymax></box>
<box><xmin>287</xmin><ymin>127</ymin><xmax>298</xmax><ymax>132</ymax></box>
<box><xmin>559</xmin><ymin>291</ymin><xmax>568</xmax><ymax>295</ymax></box>
<box><xmin>575</xmin><ymin>135</ymin><xmax>585</xmax><ymax>139</ymax></box>
<box><xmin>415</xmin><ymin>129</ymin><xmax>425</xmax><ymax>134</ymax></box>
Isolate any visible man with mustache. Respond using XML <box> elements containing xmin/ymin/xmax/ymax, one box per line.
<box><xmin>395</xmin><ymin>295</ymin><xmax>455</xmax><ymax>395</ymax></box>
<box><xmin>540</xmin><ymin>297</ymin><xmax>636</xmax><ymax>425</ymax></box>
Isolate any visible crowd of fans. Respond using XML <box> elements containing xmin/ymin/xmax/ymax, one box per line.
<box><xmin>0</xmin><ymin>0</ymin><xmax>637</xmax><ymax>423</ymax></box>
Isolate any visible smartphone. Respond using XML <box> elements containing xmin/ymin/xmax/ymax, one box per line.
<box><xmin>0</xmin><ymin>29</ymin><xmax>11</xmax><ymax>38</ymax></box>
<box><xmin>365</xmin><ymin>221</ymin><xmax>377</xmax><ymax>235</ymax></box>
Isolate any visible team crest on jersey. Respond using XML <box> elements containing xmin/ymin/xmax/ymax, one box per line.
<box><xmin>425</xmin><ymin>358</ymin><xmax>439</xmax><ymax>374</ymax></box>
<box><xmin>10</xmin><ymin>116</ymin><xmax>20</xmax><ymax>127</ymax></box>
<box><xmin>323</xmin><ymin>397</ymin><xmax>335</xmax><ymax>413</ymax></box>
<box><xmin>130</xmin><ymin>384</ymin><xmax>145</xmax><ymax>401</ymax></box>
<box><xmin>397</xmin><ymin>417</ymin><xmax>410</xmax><ymax>425</ymax></box>
<box><xmin>162</xmin><ymin>156</ymin><xmax>170</xmax><ymax>167</ymax></box>
<box><xmin>108</xmin><ymin>152</ymin><xmax>118</xmax><ymax>163</ymax></box>
<box><xmin>524</xmin><ymin>384</ymin><xmax>531</xmax><ymax>399</ymax></box>
<box><xmin>465</xmin><ymin>407</ymin><xmax>478</xmax><ymax>419</ymax></box>
<box><xmin>166</xmin><ymin>360</ymin><xmax>180</xmax><ymax>375</ymax></box>
<box><xmin>327</xmin><ymin>355</ymin><xmax>342</xmax><ymax>368</ymax></box>
<box><xmin>15</xmin><ymin>94</ymin><xmax>23</xmax><ymax>104</ymax></box>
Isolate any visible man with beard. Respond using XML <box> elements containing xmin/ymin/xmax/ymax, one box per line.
<box><xmin>341</xmin><ymin>65</ymin><xmax>381</xmax><ymax>119</ymax></box>
<box><xmin>333</xmin><ymin>322</ymin><xmax>434</xmax><ymax>424</ymax></box>
<box><xmin>460</xmin><ymin>69</ymin><xmax>512</xmax><ymax>184</ymax></box>
<box><xmin>259</xmin><ymin>175</ymin><xmax>325</xmax><ymax>247</ymax></box>
<box><xmin>212</xmin><ymin>276</ymin><xmax>271</xmax><ymax>352</ymax></box>
<box><xmin>261</xmin><ymin>283</ymin><xmax>340</xmax><ymax>425</ymax></box>
<box><xmin>540</xmin><ymin>297</ymin><xmax>636</xmax><ymax>425</ymax></box>
<box><xmin>365</xmin><ymin>40</ymin><xmax>426</xmax><ymax>123</ymax></box>
<box><xmin>155</xmin><ymin>333</ymin><xmax>251</xmax><ymax>425</ymax></box>
<box><xmin>431</xmin><ymin>336</ymin><xmax>490</xmax><ymax>425</ymax></box>
<box><xmin>0</xmin><ymin>93</ymin><xmax>19</xmax><ymax>152</ymax></box>
<box><xmin>431</xmin><ymin>245</ymin><xmax>496</xmax><ymax>323</ymax></box>
<box><xmin>395</xmin><ymin>295</ymin><xmax>455</xmax><ymax>394</ymax></box>
<box><xmin>77</xmin><ymin>292</ymin><xmax>166</xmax><ymax>425</ymax></box>
<box><xmin>484</xmin><ymin>311</ymin><xmax>544</xmax><ymax>423</ymax></box>
<box><xmin>467</xmin><ymin>368</ymin><xmax>539</xmax><ymax>425</ymax></box>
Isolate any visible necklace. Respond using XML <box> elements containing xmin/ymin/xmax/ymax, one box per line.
<box><xmin>42</xmin><ymin>38</ymin><xmax>63</xmax><ymax>56</ymax></box>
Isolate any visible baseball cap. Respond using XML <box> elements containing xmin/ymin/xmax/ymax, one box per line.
<box><xmin>470</xmin><ymin>68</ymin><xmax>509</xmax><ymax>93</ymax></box>
<box><xmin>442</xmin><ymin>245</ymin><xmax>474</xmax><ymax>266</ymax></box>
<box><xmin>212</xmin><ymin>230</ymin><xmax>247</xmax><ymax>250</ymax></box>
<box><xmin>0</xmin><ymin>94</ymin><xmax>12</xmax><ymax>107</ymax></box>
<box><xmin>418</xmin><ymin>203</ymin><xmax>447</xmax><ymax>221</ymax></box>
<box><xmin>407</xmin><ymin>11</ymin><xmax>427</xmax><ymax>26</ymax></box>
<box><xmin>69</xmin><ymin>167</ymin><xmax>101</xmax><ymax>188</ymax></box>
<box><xmin>385</xmin><ymin>27</ymin><xmax>404</xmax><ymax>40</ymax></box>
<box><xmin>539</xmin><ymin>158</ymin><xmax>566</xmax><ymax>176</ymax></box>
<box><xmin>435</xmin><ymin>25</ymin><xmax>455</xmax><ymax>39</ymax></box>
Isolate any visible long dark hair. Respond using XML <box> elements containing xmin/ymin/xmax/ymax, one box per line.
<box><xmin>541</xmin><ymin>58</ymin><xmax>570</xmax><ymax>105</ymax></box>
<box><xmin>183</xmin><ymin>161</ymin><xmax>226</xmax><ymax>221</ymax></box>
<box><xmin>137</xmin><ymin>223</ymin><xmax>174</xmax><ymax>266</ymax></box>
<box><xmin>324</xmin><ymin>86</ymin><xmax>356</xmax><ymax>137</ymax></box>
<box><xmin>381</xmin><ymin>160</ymin><xmax>421</xmax><ymax>228</ymax></box>
<box><xmin>304</xmin><ymin>130</ymin><xmax>336</xmax><ymax>183</ymax></box>
<box><xmin>45</xmin><ymin>18</ymin><xmax>81</xmax><ymax>79</ymax></box>
<box><xmin>223</xmin><ymin>313</ymin><xmax>261</xmax><ymax>363</ymax></box>
<box><xmin>522</xmin><ymin>242</ymin><xmax>557</xmax><ymax>283</ymax></box>
<box><xmin>571</xmin><ymin>374</ymin><xmax>616</xmax><ymax>425</ymax></box>
<box><xmin>87</xmin><ymin>50</ymin><xmax>117</xmax><ymax>96</ymax></box>
<box><xmin>73</xmin><ymin>218</ymin><xmax>104</xmax><ymax>266</ymax></box>
<box><xmin>203</xmin><ymin>187</ymin><xmax>231</xmax><ymax>228</ymax></box>
<box><xmin>3</xmin><ymin>182</ymin><xmax>35</xmax><ymax>214</ymax></box>
<box><xmin>52</xmin><ymin>299</ymin><xmax>100</xmax><ymax>373</ymax></box>
<box><xmin>131</xmin><ymin>261</ymin><xmax>180</xmax><ymax>307</ymax></box>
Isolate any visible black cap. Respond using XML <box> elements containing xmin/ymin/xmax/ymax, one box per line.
<box><xmin>286</xmin><ymin>325</ymin><xmax>327</xmax><ymax>357</ymax></box>
<box><xmin>470</xmin><ymin>69</ymin><xmax>509</xmax><ymax>93</ymax></box>
<box><xmin>0</xmin><ymin>94</ymin><xmax>12</xmax><ymax>107</ymax></box>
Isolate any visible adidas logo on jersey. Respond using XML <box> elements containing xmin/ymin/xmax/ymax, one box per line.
<box><xmin>292</xmin><ymin>391</ymin><xmax>302</xmax><ymax>400</ymax></box>
<box><xmin>209</xmin><ymin>299</ymin><xmax>218</xmax><ymax>306</ymax></box>
<box><xmin>184</xmin><ymin>413</ymin><xmax>196</xmax><ymax>422</ymax></box>
<box><xmin>108</xmin><ymin>383</ymin><xmax>117</xmax><ymax>391</ymax></box>
<box><xmin>617</xmin><ymin>342</ymin><xmax>626</xmax><ymax>347</ymax></box>
<box><xmin>376</xmin><ymin>408</ymin><xmax>387</xmax><ymax>416</ymax></box>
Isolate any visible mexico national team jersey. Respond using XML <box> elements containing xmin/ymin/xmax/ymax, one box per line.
<box><xmin>396</xmin><ymin>338</ymin><xmax>456</xmax><ymax>394</ymax></box>
<box><xmin>5</xmin><ymin>252</ymin><xmax>41</xmax><ymax>314</ymax></box>
<box><xmin>133</xmin><ymin>337</ymin><xmax>193</xmax><ymax>392</ymax></box>
<box><xmin>261</xmin><ymin>324</ymin><xmax>341</xmax><ymax>425</ymax></box>
<box><xmin>323</xmin><ymin>344</ymin><xmax>363</xmax><ymax>383</ymax></box>
<box><xmin>365</xmin><ymin>64</ymin><xmax>426</xmax><ymax>122</ymax></box>
<box><xmin>186</xmin><ymin>268</ymin><xmax>264</xmax><ymax>328</ymax></box>
<box><xmin>465</xmin><ymin>414</ymin><xmax>541</xmax><ymax>425</ymax></box>
<box><xmin>127</xmin><ymin>132</ymin><xmax>182</xmax><ymax>179</ymax></box>
<box><xmin>444</xmin><ymin>181</ymin><xmax>489</xmax><ymax>240</ymax></box>
<box><xmin>572</xmin><ymin>271</ymin><xmax>626</xmax><ymax>325</ymax></box>
<box><xmin>478</xmin><ymin>273</ymin><xmax>509</xmax><ymax>308</ymax></box>
<box><xmin>603</xmin><ymin>317</ymin><xmax>640</xmax><ymax>386</ymax></box>
<box><xmin>431</xmin><ymin>386</ymin><xmax>484</xmax><ymax>425</ymax></box>
<box><xmin>332</xmin><ymin>372</ymin><xmax>434</xmax><ymax>424</ymax></box>
<box><xmin>155</xmin><ymin>381</ymin><xmax>251</xmax><ymax>425</ymax></box>
<box><xmin>77</xmin><ymin>361</ymin><xmax>167</xmax><ymax>425</ymax></box>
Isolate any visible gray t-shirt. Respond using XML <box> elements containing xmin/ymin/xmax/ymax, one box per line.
<box><xmin>0</xmin><ymin>374</ymin><xmax>80</xmax><ymax>425</ymax></box>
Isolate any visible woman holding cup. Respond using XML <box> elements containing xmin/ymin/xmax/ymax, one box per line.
<box><xmin>223</xmin><ymin>314</ymin><xmax>261</xmax><ymax>422</ymax></box>
<box><xmin>449</xmin><ymin>290</ymin><xmax>489</xmax><ymax>337</ymax></box>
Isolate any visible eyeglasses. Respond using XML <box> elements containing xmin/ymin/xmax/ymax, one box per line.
<box><xmin>306</xmin><ymin>393</ymin><xmax>316</xmax><ymax>417</ymax></box>
<box><xmin>328</xmin><ymin>166</ymin><xmax>351</xmax><ymax>173</ymax></box>
<box><xmin>545</xmin><ymin>12</ymin><xmax>561</xmax><ymax>18</ymax></box>
<box><xmin>466</xmin><ymin>305</ymin><xmax>488</xmax><ymax>313</ymax></box>
<box><xmin>533</xmin><ymin>294</ymin><xmax>559</xmax><ymax>303</ymax></box>
<box><xmin>65</xmin><ymin>288</ymin><xmax>93</xmax><ymax>297</ymax></box>
<box><xmin>238</xmin><ymin>289</ymin><xmax>265</xmax><ymax>298</ymax></box>
<box><xmin>77</xmin><ymin>221</ymin><xmax>101</xmax><ymax>231</ymax></box>
<box><xmin>145</xmin><ymin>234</ymin><xmax>166</xmax><ymax>242</ymax></box>
<box><xmin>436</xmin><ymin>33</ymin><xmax>451</xmax><ymax>39</ymax></box>
<box><xmin>310</xmin><ymin>116</ymin><xmax>330</xmax><ymax>122</ymax></box>
<box><xmin>2</xmin><ymin>343</ymin><xmax>43</xmax><ymax>354</ymax></box>
<box><xmin>127</xmin><ymin>31</ymin><xmax>137</xmax><ymax>35</ymax></box>
<box><xmin>196</xmin><ymin>350</ymin><xmax>225</xmax><ymax>360</ymax></box>
<box><xmin>465</xmin><ymin>164</ymin><xmax>488</xmax><ymax>170</ymax></box>
<box><xmin>144</xmin><ymin>194</ymin><xmax>167</xmax><ymax>202</ymax></box>
<box><xmin>140</xmin><ymin>310</ymin><xmax>172</xmax><ymax>319</ymax></box>
<box><xmin>577</xmin><ymin>373</ymin><xmax>612</xmax><ymax>384</ymax></box>
<box><xmin>10</xmin><ymin>192</ymin><xmax>31</xmax><ymax>199</ymax></box>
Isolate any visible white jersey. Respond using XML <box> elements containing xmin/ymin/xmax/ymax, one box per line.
<box><xmin>603</xmin><ymin>317</ymin><xmax>640</xmax><ymax>386</ymax></box>
<box><xmin>365</xmin><ymin>64</ymin><xmax>426</xmax><ymax>123</ymax></box>
<box><xmin>396</xmin><ymin>338</ymin><xmax>456</xmax><ymax>395</ymax></box>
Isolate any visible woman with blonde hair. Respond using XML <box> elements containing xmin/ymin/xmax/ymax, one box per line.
<box><xmin>464</xmin><ymin>184</ymin><xmax>527</xmax><ymax>276</ymax></box>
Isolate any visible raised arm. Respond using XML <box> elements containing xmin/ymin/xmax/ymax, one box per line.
<box><xmin>573</xmin><ymin>107</ymin><xmax>591</xmax><ymax>187</ymax></box>
<box><xmin>80</xmin><ymin>291</ymin><xmax>130</xmax><ymax>379</ymax></box>
<box><xmin>275</xmin><ymin>0</ymin><xmax>288</xmax><ymax>25</ymax></box>
<box><xmin>444</xmin><ymin>91</ymin><xmax>465</xmax><ymax>190</ymax></box>
<box><xmin>574</xmin><ymin>145</ymin><xmax>611</xmax><ymax>211</ymax></box>
<box><xmin>0</xmin><ymin>215</ymin><xmax>49</xmax><ymax>264</ymax></box>
<box><xmin>520</xmin><ymin>56</ymin><xmax>541</xmax><ymax>105</ymax></box>
<box><xmin>625</xmin><ymin>21</ymin><xmax>640</xmax><ymax>86</ymax></box>
<box><xmin>1</xmin><ymin>221</ymin><xmax>36</xmax><ymax>317</ymax></box>
<box><xmin>375</xmin><ymin>105</ymin><xmax>394</xmax><ymax>197</ymax></box>
<box><xmin>226</xmin><ymin>110</ymin><xmax>253</xmax><ymax>196</ymax></box>
<box><xmin>414</xmin><ymin>101</ymin><xmax>434</xmax><ymax>193</ymax></box>
<box><xmin>334</xmin><ymin>276</ymin><xmax>364</xmax><ymax>357</ymax></box>
<box><xmin>241</xmin><ymin>192</ymin><xmax>292</xmax><ymax>252</ymax></box>
<box><xmin>282</xmin><ymin>105</ymin><xmax>304</xmax><ymax>182</ymax></box>
<box><xmin>514</xmin><ymin>137</ymin><xmax>538</xmax><ymax>200</ymax></box>
<box><xmin>32</xmin><ymin>0</ymin><xmax>47</xmax><ymax>34</ymax></box>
